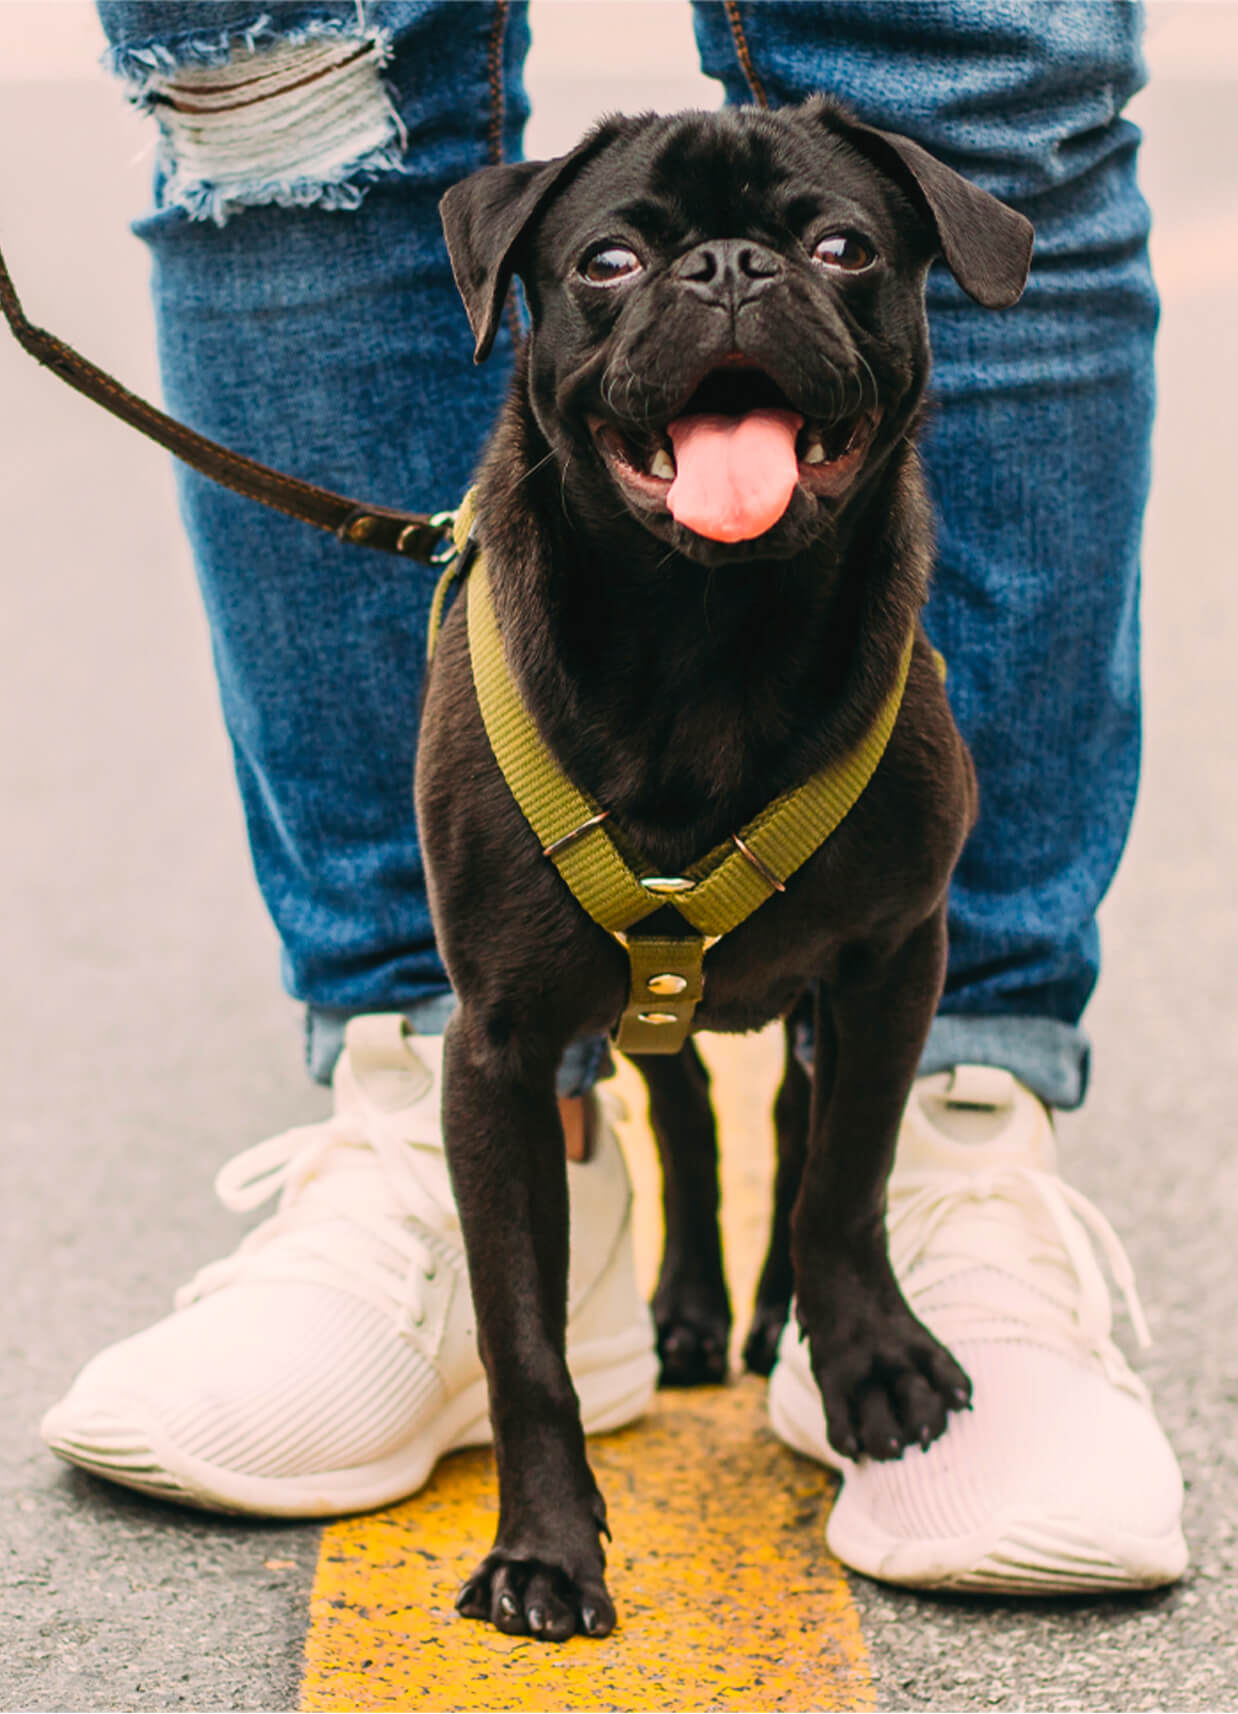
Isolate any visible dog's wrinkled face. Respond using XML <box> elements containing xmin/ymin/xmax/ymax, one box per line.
<box><xmin>442</xmin><ymin>100</ymin><xmax>1032</xmax><ymax>565</ymax></box>
<box><xmin>527</xmin><ymin>113</ymin><xmax>921</xmax><ymax>562</ymax></box>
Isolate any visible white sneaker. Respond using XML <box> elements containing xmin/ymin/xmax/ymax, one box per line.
<box><xmin>42</xmin><ymin>1015</ymin><xmax>657</xmax><ymax>1517</ymax></box>
<box><xmin>768</xmin><ymin>1065</ymin><xmax>1187</xmax><ymax>1593</ymax></box>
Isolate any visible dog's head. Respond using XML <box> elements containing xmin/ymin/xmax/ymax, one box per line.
<box><xmin>441</xmin><ymin>98</ymin><xmax>1032</xmax><ymax>565</ymax></box>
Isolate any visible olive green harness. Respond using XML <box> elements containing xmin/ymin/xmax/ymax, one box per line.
<box><xmin>430</xmin><ymin>494</ymin><xmax>923</xmax><ymax>1055</ymax></box>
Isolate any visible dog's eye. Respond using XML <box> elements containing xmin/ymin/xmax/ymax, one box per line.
<box><xmin>812</xmin><ymin>233</ymin><xmax>875</xmax><ymax>273</ymax></box>
<box><xmin>581</xmin><ymin>245</ymin><xmax>643</xmax><ymax>285</ymax></box>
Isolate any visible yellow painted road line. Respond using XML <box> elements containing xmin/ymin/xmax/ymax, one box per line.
<box><xmin>301</xmin><ymin>1383</ymin><xmax>871</xmax><ymax>1712</ymax></box>
<box><xmin>299</xmin><ymin>1029</ymin><xmax>874</xmax><ymax>1712</ymax></box>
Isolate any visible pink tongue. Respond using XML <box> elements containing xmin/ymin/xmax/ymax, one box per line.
<box><xmin>667</xmin><ymin>408</ymin><xmax>803</xmax><ymax>542</ymax></box>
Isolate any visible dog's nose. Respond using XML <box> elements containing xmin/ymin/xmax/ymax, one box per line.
<box><xmin>672</xmin><ymin>239</ymin><xmax>784</xmax><ymax>306</ymax></box>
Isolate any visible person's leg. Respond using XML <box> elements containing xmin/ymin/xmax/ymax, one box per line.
<box><xmin>694</xmin><ymin>0</ymin><xmax>1153</xmax><ymax>1109</ymax></box>
<box><xmin>693</xmin><ymin>0</ymin><xmax>1185</xmax><ymax>1592</ymax></box>
<box><xmin>41</xmin><ymin>0</ymin><xmax>655</xmax><ymax>1514</ymax></box>
<box><xmin>95</xmin><ymin>0</ymin><xmax>519</xmax><ymax>1077</ymax></box>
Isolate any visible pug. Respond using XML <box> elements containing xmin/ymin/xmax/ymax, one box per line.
<box><xmin>416</xmin><ymin>95</ymin><xmax>1032</xmax><ymax>1640</ymax></box>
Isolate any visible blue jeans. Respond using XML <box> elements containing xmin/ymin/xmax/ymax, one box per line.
<box><xmin>97</xmin><ymin>1</ymin><xmax>1155</xmax><ymax>1108</ymax></box>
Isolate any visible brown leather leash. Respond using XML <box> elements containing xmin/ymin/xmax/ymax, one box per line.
<box><xmin>0</xmin><ymin>236</ymin><xmax>456</xmax><ymax>566</ymax></box>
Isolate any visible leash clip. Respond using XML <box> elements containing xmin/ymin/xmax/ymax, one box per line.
<box><xmin>426</xmin><ymin>509</ymin><xmax>461</xmax><ymax>564</ymax></box>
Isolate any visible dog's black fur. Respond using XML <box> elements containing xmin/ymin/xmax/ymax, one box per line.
<box><xmin>417</xmin><ymin>97</ymin><xmax>1032</xmax><ymax>1641</ymax></box>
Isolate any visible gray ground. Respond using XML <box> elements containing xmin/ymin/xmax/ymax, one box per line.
<box><xmin>2</xmin><ymin>29</ymin><xmax>1237</xmax><ymax>1714</ymax></box>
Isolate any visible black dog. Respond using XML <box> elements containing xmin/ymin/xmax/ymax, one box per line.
<box><xmin>416</xmin><ymin>96</ymin><xmax>1032</xmax><ymax>1641</ymax></box>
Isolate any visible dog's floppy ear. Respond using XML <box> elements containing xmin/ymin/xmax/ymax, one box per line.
<box><xmin>831</xmin><ymin>111</ymin><xmax>1034</xmax><ymax>309</ymax></box>
<box><xmin>440</xmin><ymin>125</ymin><xmax>620</xmax><ymax>363</ymax></box>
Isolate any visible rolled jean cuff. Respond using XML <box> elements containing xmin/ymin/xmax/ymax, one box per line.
<box><xmin>919</xmin><ymin>1014</ymin><xmax>1091</xmax><ymax>1110</ymax></box>
<box><xmin>306</xmin><ymin>999</ymin><xmax>612</xmax><ymax>1099</ymax></box>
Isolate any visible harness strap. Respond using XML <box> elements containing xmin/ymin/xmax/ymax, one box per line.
<box><xmin>467</xmin><ymin>550</ymin><xmax>663</xmax><ymax>936</ymax></box>
<box><xmin>618</xmin><ymin>936</ymin><xmax>707</xmax><ymax>1056</ymax></box>
<box><xmin>465</xmin><ymin>541</ymin><xmax>917</xmax><ymax>1053</ymax></box>
<box><xmin>425</xmin><ymin>492</ymin><xmax>480</xmax><ymax>662</ymax></box>
<box><xmin>671</xmin><ymin>635</ymin><xmax>914</xmax><ymax>938</ymax></box>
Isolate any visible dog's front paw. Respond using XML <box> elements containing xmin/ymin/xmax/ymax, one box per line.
<box><xmin>456</xmin><ymin>1551</ymin><xmax>615</xmax><ymax>1641</ymax></box>
<box><xmin>741</xmin><ymin>1299</ymin><xmax>790</xmax><ymax>1377</ymax></box>
<box><xmin>653</xmin><ymin>1281</ymin><xmax>731</xmax><ymax>1386</ymax></box>
<box><xmin>809</xmin><ymin>1307</ymin><xmax>971</xmax><ymax>1461</ymax></box>
<box><xmin>656</xmin><ymin>1315</ymin><xmax>730</xmax><ymax>1386</ymax></box>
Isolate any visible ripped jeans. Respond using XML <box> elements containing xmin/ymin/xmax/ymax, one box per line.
<box><xmin>96</xmin><ymin>2</ymin><xmax>1157</xmax><ymax>1109</ymax></box>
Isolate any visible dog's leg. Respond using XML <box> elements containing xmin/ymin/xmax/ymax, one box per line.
<box><xmin>633</xmin><ymin>1041</ymin><xmax>732</xmax><ymax>1386</ymax></box>
<box><xmin>794</xmin><ymin>909</ymin><xmax>971</xmax><ymax>1460</ymax></box>
<box><xmin>742</xmin><ymin>1005</ymin><xmax>817</xmax><ymax>1376</ymax></box>
<box><xmin>443</xmin><ymin>1008</ymin><xmax>614</xmax><ymax>1641</ymax></box>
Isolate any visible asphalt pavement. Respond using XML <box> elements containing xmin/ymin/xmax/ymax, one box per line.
<box><xmin>3</xmin><ymin>11</ymin><xmax>1238</xmax><ymax>1711</ymax></box>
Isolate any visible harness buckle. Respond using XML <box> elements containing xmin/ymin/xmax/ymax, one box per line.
<box><xmin>611</xmin><ymin>933</ymin><xmax>709</xmax><ymax>1056</ymax></box>
<box><xmin>543</xmin><ymin>811</ymin><xmax>610</xmax><ymax>861</ymax></box>
<box><xmin>729</xmin><ymin>832</ymin><xmax>786</xmax><ymax>894</ymax></box>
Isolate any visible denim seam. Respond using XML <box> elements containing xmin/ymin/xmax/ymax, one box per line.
<box><xmin>485</xmin><ymin>0</ymin><xmax>526</xmax><ymax>353</ymax></box>
<box><xmin>485</xmin><ymin>0</ymin><xmax>509</xmax><ymax>166</ymax></box>
<box><xmin>723</xmin><ymin>2</ymin><xmax>770</xmax><ymax>110</ymax></box>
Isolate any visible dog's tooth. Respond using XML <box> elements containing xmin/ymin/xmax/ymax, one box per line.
<box><xmin>649</xmin><ymin>447</ymin><xmax>676</xmax><ymax>480</ymax></box>
<box><xmin>801</xmin><ymin>438</ymin><xmax>827</xmax><ymax>466</ymax></box>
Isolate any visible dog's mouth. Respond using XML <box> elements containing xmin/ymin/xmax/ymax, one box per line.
<box><xmin>587</xmin><ymin>362</ymin><xmax>879</xmax><ymax>542</ymax></box>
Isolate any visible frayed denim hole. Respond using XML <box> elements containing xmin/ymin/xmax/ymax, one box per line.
<box><xmin>129</xmin><ymin>27</ymin><xmax>408</xmax><ymax>226</ymax></box>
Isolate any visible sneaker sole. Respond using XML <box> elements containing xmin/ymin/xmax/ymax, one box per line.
<box><xmin>41</xmin><ymin>1325</ymin><xmax>658</xmax><ymax>1519</ymax></box>
<box><xmin>826</xmin><ymin>1492</ymin><xmax>1189</xmax><ymax>1595</ymax></box>
<box><xmin>768</xmin><ymin>1349</ymin><xmax>1188</xmax><ymax>1595</ymax></box>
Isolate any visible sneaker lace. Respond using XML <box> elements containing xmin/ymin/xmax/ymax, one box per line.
<box><xmin>175</xmin><ymin>1115</ymin><xmax>456</xmax><ymax>1336</ymax></box>
<box><xmin>888</xmin><ymin>1163</ymin><xmax>1151</xmax><ymax>1398</ymax></box>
